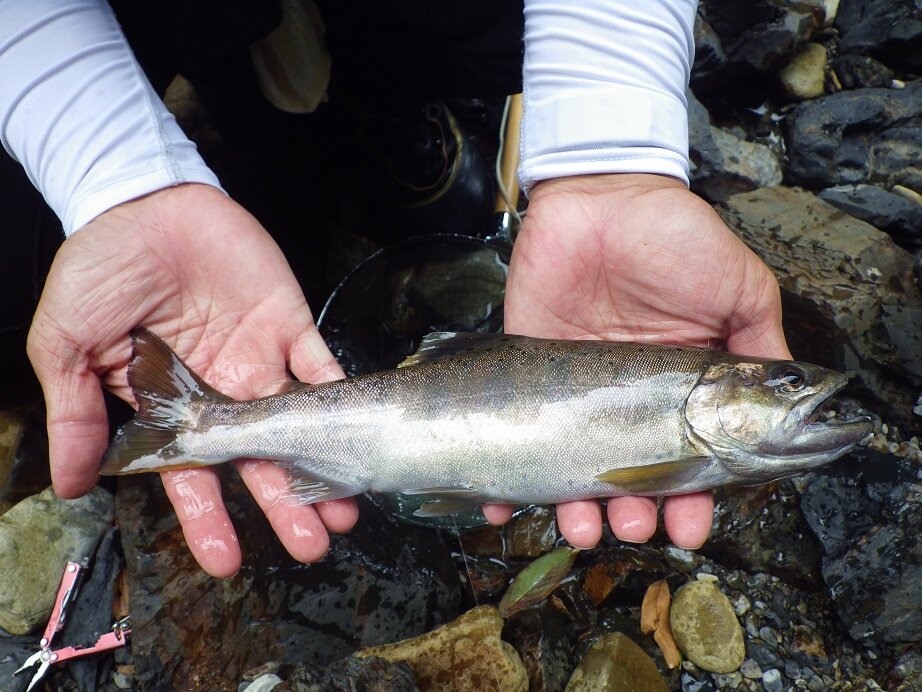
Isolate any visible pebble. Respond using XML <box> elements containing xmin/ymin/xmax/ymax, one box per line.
<box><xmin>243</xmin><ymin>673</ymin><xmax>281</xmax><ymax>692</ymax></box>
<box><xmin>665</xmin><ymin>545</ymin><xmax>698</xmax><ymax>572</ymax></box>
<box><xmin>670</xmin><ymin>581</ymin><xmax>746</xmax><ymax>674</ymax></box>
<box><xmin>714</xmin><ymin>671</ymin><xmax>742</xmax><ymax>688</ymax></box>
<box><xmin>762</xmin><ymin>668</ymin><xmax>784</xmax><ymax>692</ymax></box>
<box><xmin>758</xmin><ymin>626</ymin><xmax>779</xmax><ymax>649</ymax></box>
<box><xmin>739</xmin><ymin>659</ymin><xmax>763</xmax><ymax>679</ymax></box>
<box><xmin>779</xmin><ymin>42</ymin><xmax>828</xmax><ymax>100</ymax></box>
<box><xmin>564</xmin><ymin>632</ymin><xmax>668</xmax><ymax>692</ymax></box>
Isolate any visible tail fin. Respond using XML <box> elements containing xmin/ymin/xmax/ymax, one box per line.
<box><xmin>100</xmin><ymin>329</ymin><xmax>231</xmax><ymax>475</ymax></box>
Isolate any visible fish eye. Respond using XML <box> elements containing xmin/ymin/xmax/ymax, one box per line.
<box><xmin>766</xmin><ymin>365</ymin><xmax>807</xmax><ymax>392</ymax></box>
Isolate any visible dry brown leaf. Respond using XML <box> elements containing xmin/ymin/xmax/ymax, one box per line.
<box><xmin>640</xmin><ymin>579</ymin><xmax>681</xmax><ymax>668</ymax></box>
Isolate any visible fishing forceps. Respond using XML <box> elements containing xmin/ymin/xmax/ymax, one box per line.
<box><xmin>13</xmin><ymin>559</ymin><xmax>131</xmax><ymax>692</ymax></box>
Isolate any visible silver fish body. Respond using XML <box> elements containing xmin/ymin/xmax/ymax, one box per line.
<box><xmin>101</xmin><ymin>330</ymin><xmax>872</xmax><ymax>515</ymax></box>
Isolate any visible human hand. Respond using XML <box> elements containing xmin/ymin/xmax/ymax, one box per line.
<box><xmin>27</xmin><ymin>184</ymin><xmax>356</xmax><ymax>577</ymax></box>
<box><xmin>491</xmin><ymin>173</ymin><xmax>791</xmax><ymax>550</ymax></box>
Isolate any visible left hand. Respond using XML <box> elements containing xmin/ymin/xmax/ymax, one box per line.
<box><xmin>488</xmin><ymin>173</ymin><xmax>791</xmax><ymax>549</ymax></box>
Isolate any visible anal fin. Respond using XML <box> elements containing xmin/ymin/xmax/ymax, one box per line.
<box><xmin>283</xmin><ymin>466</ymin><xmax>364</xmax><ymax>504</ymax></box>
<box><xmin>400</xmin><ymin>487</ymin><xmax>483</xmax><ymax>517</ymax></box>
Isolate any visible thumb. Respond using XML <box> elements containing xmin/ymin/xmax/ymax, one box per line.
<box><xmin>27</xmin><ymin>325</ymin><xmax>110</xmax><ymax>498</ymax></box>
<box><xmin>288</xmin><ymin>324</ymin><xmax>345</xmax><ymax>385</ymax></box>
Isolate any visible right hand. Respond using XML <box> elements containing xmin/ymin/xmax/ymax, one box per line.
<box><xmin>27</xmin><ymin>183</ymin><xmax>356</xmax><ymax>577</ymax></box>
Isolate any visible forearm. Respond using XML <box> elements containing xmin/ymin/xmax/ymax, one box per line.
<box><xmin>0</xmin><ymin>0</ymin><xmax>222</xmax><ymax>235</ymax></box>
<box><xmin>519</xmin><ymin>0</ymin><xmax>697</xmax><ymax>191</ymax></box>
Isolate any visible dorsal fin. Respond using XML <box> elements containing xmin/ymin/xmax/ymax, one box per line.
<box><xmin>398</xmin><ymin>332</ymin><xmax>509</xmax><ymax>368</ymax></box>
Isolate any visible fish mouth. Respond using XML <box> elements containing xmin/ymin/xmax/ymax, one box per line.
<box><xmin>788</xmin><ymin>375</ymin><xmax>873</xmax><ymax>455</ymax></box>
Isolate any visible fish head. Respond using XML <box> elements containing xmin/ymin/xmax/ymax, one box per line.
<box><xmin>685</xmin><ymin>358</ymin><xmax>873</xmax><ymax>482</ymax></box>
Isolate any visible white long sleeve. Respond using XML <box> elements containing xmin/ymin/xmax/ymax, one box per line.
<box><xmin>520</xmin><ymin>0</ymin><xmax>696</xmax><ymax>191</ymax></box>
<box><xmin>0</xmin><ymin>0</ymin><xmax>223</xmax><ymax>235</ymax></box>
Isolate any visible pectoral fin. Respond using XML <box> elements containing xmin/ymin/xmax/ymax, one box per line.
<box><xmin>596</xmin><ymin>458</ymin><xmax>713</xmax><ymax>494</ymax></box>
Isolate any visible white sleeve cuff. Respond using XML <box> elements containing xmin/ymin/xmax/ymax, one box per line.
<box><xmin>520</xmin><ymin>0</ymin><xmax>697</xmax><ymax>192</ymax></box>
<box><xmin>0</xmin><ymin>0</ymin><xmax>224</xmax><ymax>235</ymax></box>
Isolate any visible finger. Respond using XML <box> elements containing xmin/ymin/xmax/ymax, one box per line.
<box><xmin>28</xmin><ymin>337</ymin><xmax>110</xmax><ymax>498</ymax></box>
<box><xmin>662</xmin><ymin>492</ymin><xmax>714</xmax><ymax>549</ymax></box>
<box><xmin>314</xmin><ymin>498</ymin><xmax>360</xmax><ymax>534</ymax></box>
<box><xmin>161</xmin><ymin>468</ymin><xmax>242</xmax><ymax>578</ymax></box>
<box><xmin>555</xmin><ymin>500</ymin><xmax>603</xmax><ymax>549</ymax></box>
<box><xmin>606</xmin><ymin>496</ymin><xmax>658</xmax><ymax>543</ymax></box>
<box><xmin>482</xmin><ymin>503</ymin><xmax>515</xmax><ymax>525</ymax></box>
<box><xmin>234</xmin><ymin>458</ymin><xmax>332</xmax><ymax>563</ymax></box>
<box><xmin>289</xmin><ymin>324</ymin><xmax>345</xmax><ymax>385</ymax></box>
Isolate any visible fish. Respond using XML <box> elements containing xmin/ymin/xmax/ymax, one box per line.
<box><xmin>100</xmin><ymin>329</ymin><xmax>872</xmax><ymax>516</ymax></box>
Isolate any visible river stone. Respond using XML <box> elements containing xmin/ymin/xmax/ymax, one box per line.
<box><xmin>670</xmin><ymin>581</ymin><xmax>745</xmax><ymax>674</ymax></box>
<box><xmin>785</xmin><ymin>79</ymin><xmax>922</xmax><ymax>190</ymax></box>
<box><xmin>688</xmin><ymin>91</ymin><xmax>783</xmax><ymax>202</ymax></box>
<box><xmin>800</xmin><ymin>450</ymin><xmax>922</xmax><ymax>642</ymax></box>
<box><xmin>357</xmin><ymin>606</ymin><xmax>527</xmax><ymax>692</ymax></box>
<box><xmin>564</xmin><ymin>632</ymin><xmax>668</xmax><ymax>692</ymax></box>
<box><xmin>718</xmin><ymin>186</ymin><xmax>922</xmax><ymax>432</ymax></box>
<box><xmin>779</xmin><ymin>43</ymin><xmax>827</xmax><ymax>100</ymax></box>
<box><xmin>0</xmin><ymin>486</ymin><xmax>114</xmax><ymax>635</ymax></box>
<box><xmin>283</xmin><ymin>655</ymin><xmax>418</xmax><ymax>691</ymax></box>
<box><xmin>831</xmin><ymin>54</ymin><xmax>894</xmax><ymax>90</ymax></box>
<box><xmin>836</xmin><ymin>0</ymin><xmax>922</xmax><ymax>72</ymax></box>
<box><xmin>818</xmin><ymin>184</ymin><xmax>922</xmax><ymax>251</ymax></box>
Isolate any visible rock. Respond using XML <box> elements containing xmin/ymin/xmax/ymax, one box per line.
<box><xmin>818</xmin><ymin>184</ymin><xmax>922</xmax><ymax>251</ymax></box>
<box><xmin>762</xmin><ymin>667</ymin><xmax>784</xmax><ymax>692</ymax></box>
<box><xmin>504</xmin><ymin>607</ymin><xmax>573</xmax><ymax>692</ymax></box>
<box><xmin>117</xmin><ymin>474</ymin><xmax>462</xmax><ymax>691</ymax></box>
<box><xmin>779</xmin><ymin>43</ymin><xmax>827</xmax><ymax>100</ymax></box>
<box><xmin>800</xmin><ymin>449</ymin><xmax>922</xmax><ymax>642</ymax></box>
<box><xmin>786</xmin><ymin>80</ymin><xmax>922</xmax><ymax>190</ymax></box>
<box><xmin>718</xmin><ymin>186</ymin><xmax>922</xmax><ymax>432</ymax></box>
<box><xmin>691</xmin><ymin>12</ymin><xmax>727</xmax><ymax>91</ymax></box>
<box><xmin>703</xmin><ymin>483</ymin><xmax>822</xmax><ymax>587</ymax></box>
<box><xmin>830</xmin><ymin>54</ymin><xmax>894</xmax><ymax>90</ymax></box>
<box><xmin>0</xmin><ymin>486</ymin><xmax>114</xmax><ymax>635</ymax></box>
<box><xmin>670</xmin><ymin>581</ymin><xmax>745</xmax><ymax>674</ymax></box>
<box><xmin>688</xmin><ymin>91</ymin><xmax>783</xmax><ymax>202</ymax></box>
<box><xmin>504</xmin><ymin>505</ymin><xmax>559</xmax><ymax>559</ymax></box>
<box><xmin>282</xmin><ymin>656</ymin><xmax>418</xmax><ymax>691</ymax></box>
<box><xmin>357</xmin><ymin>606</ymin><xmax>528</xmax><ymax>692</ymax></box>
<box><xmin>564</xmin><ymin>632</ymin><xmax>668</xmax><ymax>692</ymax></box>
<box><xmin>701</xmin><ymin>0</ymin><xmax>823</xmax><ymax>75</ymax></box>
<box><xmin>836</xmin><ymin>0</ymin><xmax>922</xmax><ymax>72</ymax></box>
<box><xmin>245</xmin><ymin>673</ymin><xmax>283</xmax><ymax>692</ymax></box>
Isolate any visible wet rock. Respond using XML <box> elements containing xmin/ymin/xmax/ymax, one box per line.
<box><xmin>836</xmin><ymin>0</ymin><xmax>922</xmax><ymax>72</ymax></box>
<box><xmin>700</xmin><ymin>0</ymin><xmax>823</xmax><ymax>75</ymax></box>
<box><xmin>688</xmin><ymin>91</ymin><xmax>783</xmax><ymax>202</ymax></box>
<box><xmin>282</xmin><ymin>655</ymin><xmax>418</xmax><ymax>691</ymax></box>
<box><xmin>670</xmin><ymin>580</ymin><xmax>745</xmax><ymax>674</ymax></box>
<box><xmin>504</xmin><ymin>506</ymin><xmax>559</xmax><ymax>559</ymax></box>
<box><xmin>779</xmin><ymin>43</ymin><xmax>827</xmax><ymax>100</ymax></box>
<box><xmin>830</xmin><ymin>54</ymin><xmax>894</xmax><ymax>90</ymax></box>
<box><xmin>786</xmin><ymin>80</ymin><xmax>922</xmax><ymax>190</ymax></box>
<box><xmin>704</xmin><ymin>483</ymin><xmax>822</xmax><ymax>587</ymax></box>
<box><xmin>800</xmin><ymin>449</ymin><xmax>922</xmax><ymax>642</ymax></box>
<box><xmin>818</xmin><ymin>184</ymin><xmax>922</xmax><ymax>251</ymax></box>
<box><xmin>118</xmin><ymin>474</ymin><xmax>462</xmax><ymax>690</ymax></box>
<box><xmin>718</xmin><ymin>186</ymin><xmax>922</xmax><ymax>431</ymax></box>
<box><xmin>503</xmin><ymin>607</ymin><xmax>573</xmax><ymax>692</ymax></box>
<box><xmin>357</xmin><ymin>605</ymin><xmax>527</xmax><ymax>692</ymax></box>
<box><xmin>691</xmin><ymin>12</ymin><xmax>727</xmax><ymax>91</ymax></box>
<box><xmin>564</xmin><ymin>632</ymin><xmax>668</xmax><ymax>692</ymax></box>
<box><xmin>0</xmin><ymin>486</ymin><xmax>113</xmax><ymax>635</ymax></box>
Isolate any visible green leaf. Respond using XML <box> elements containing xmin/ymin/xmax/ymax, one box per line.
<box><xmin>498</xmin><ymin>546</ymin><xmax>580</xmax><ymax>618</ymax></box>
